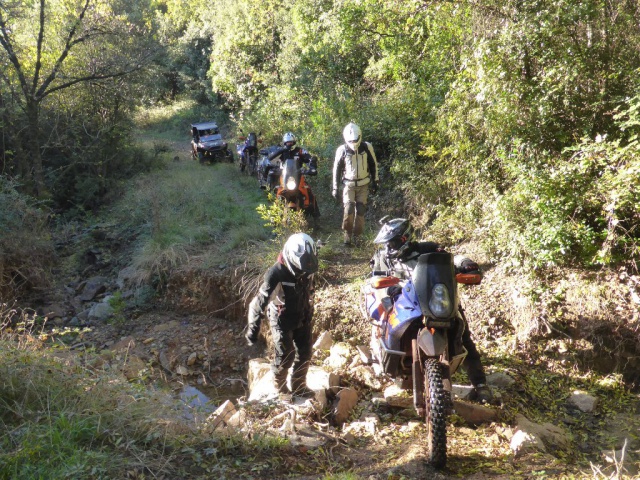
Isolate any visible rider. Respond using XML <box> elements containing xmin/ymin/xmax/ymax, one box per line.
<box><xmin>332</xmin><ymin>122</ymin><xmax>379</xmax><ymax>245</ymax></box>
<box><xmin>245</xmin><ymin>233</ymin><xmax>318</xmax><ymax>397</ymax></box>
<box><xmin>371</xmin><ymin>218</ymin><xmax>493</xmax><ymax>404</ymax></box>
<box><xmin>266</xmin><ymin>132</ymin><xmax>319</xmax><ymax>217</ymax></box>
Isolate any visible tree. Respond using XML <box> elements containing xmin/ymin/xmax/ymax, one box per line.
<box><xmin>0</xmin><ymin>0</ymin><xmax>156</xmax><ymax>196</ymax></box>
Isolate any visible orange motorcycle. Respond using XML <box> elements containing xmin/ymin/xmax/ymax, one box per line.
<box><xmin>274</xmin><ymin>157</ymin><xmax>319</xmax><ymax>218</ymax></box>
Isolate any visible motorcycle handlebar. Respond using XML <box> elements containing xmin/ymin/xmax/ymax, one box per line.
<box><xmin>371</xmin><ymin>270</ymin><xmax>389</xmax><ymax>276</ymax></box>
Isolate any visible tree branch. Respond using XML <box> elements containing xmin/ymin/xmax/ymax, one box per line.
<box><xmin>0</xmin><ymin>10</ymin><xmax>31</xmax><ymax>98</ymax></box>
<box><xmin>35</xmin><ymin>0</ymin><xmax>91</xmax><ymax>100</ymax></box>
<box><xmin>32</xmin><ymin>0</ymin><xmax>46</xmax><ymax>92</ymax></box>
<box><xmin>41</xmin><ymin>64</ymin><xmax>145</xmax><ymax>98</ymax></box>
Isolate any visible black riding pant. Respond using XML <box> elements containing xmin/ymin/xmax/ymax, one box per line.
<box><xmin>268</xmin><ymin>313</ymin><xmax>313</xmax><ymax>393</ymax></box>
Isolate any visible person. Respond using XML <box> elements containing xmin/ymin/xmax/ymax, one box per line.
<box><xmin>370</xmin><ymin>217</ymin><xmax>493</xmax><ymax>404</ymax></box>
<box><xmin>332</xmin><ymin>122</ymin><xmax>379</xmax><ymax>245</ymax></box>
<box><xmin>245</xmin><ymin>233</ymin><xmax>318</xmax><ymax>396</ymax></box>
<box><xmin>266</xmin><ymin>132</ymin><xmax>320</xmax><ymax>217</ymax></box>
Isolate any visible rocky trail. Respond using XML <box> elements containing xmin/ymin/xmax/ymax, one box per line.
<box><xmin>26</xmin><ymin>149</ymin><xmax>640</xmax><ymax>479</ymax></box>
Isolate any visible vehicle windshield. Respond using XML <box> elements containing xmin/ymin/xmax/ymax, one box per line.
<box><xmin>200</xmin><ymin>132</ymin><xmax>222</xmax><ymax>141</ymax></box>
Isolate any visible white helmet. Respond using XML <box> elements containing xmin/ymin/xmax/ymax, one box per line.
<box><xmin>343</xmin><ymin>122</ymin><xmax>362</xmax><ymax>151</ymax></box>
<box><xmin>282</xmin><ymin>233</ymin><xmax>318</xmax><ymax>275</ymax></box>
<box><xmin>282</xmin><ymin>132</ymin><xmax>297</xmax><ymax>151</ymax></box>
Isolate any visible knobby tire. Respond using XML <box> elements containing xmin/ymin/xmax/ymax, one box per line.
<box><xmin>424</xmin><ymin>357</ymin><xmax>448</xmax><ymax>468</ymax></box>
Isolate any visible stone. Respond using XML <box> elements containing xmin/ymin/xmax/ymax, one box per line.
<box><xmin>313</xmin><ymin>331</ymin><xmax>334</xmax><ymax>351</ymax></box>
<box><xmin>511</xmin><ymin>429</ymin><xmax>545</xmax><ymax>457</ymax></box>
<box><xmin>306</xmin><ymin>366</ymin><xmax>341</xmax><ymax>393</ymax></box>
<box><xmin>122</xmin><ymin>355</ymin><xmax>146</xmax><ymax>380</ymax></box>
<box><xmin>333</xmin><ymin>388</ymin><xmax>359</xmax><ymax>424</ymax></box>
<box><xmin>206</xmin><ymin>400</ymin><xmax>237</xmax><ymax>431</ymax></box>
<box><xmin>514</xmin><ymin>414</ymin><xmax>571</xmax><ymax>450</ymax></box>
<box><xmin>43</xmin><ymin>304</ymin><xmax>66</xmax><ymax>319</ymax></box>
<box><xmin>227</xmin><ymin>409</ymin><xmax>246</xmax><ymax>428</ymax></box>
<box><xmin>452</xmin><ymin>384</ymin><xmax>475</xmax><ymax>400</ymax></box>
<box><xmin>175</xmin><ymin>365</ymin><xmax>189</xmax><ymax>376</ymax></box>
<box><xmin>383</xmin><ymin>384</ymin><xmax>414</xmax><ymax>409</ymax></box>
<box><xmin>349</xmin><ymin>365</ymin><xmax>383</xmax><ymax>390</ymax></box>
<box><xmin>452</xmin><ymin>400</ymin><xmax>499</xmax><ymax>425</ymax></box>
<box><xmin>88</xmin><ymin>302</ymin><xmax>113</xmax><ymax>321</ymax></box>
<box><xmin>112</xmin><ymin>336</ymin><xmax>136</xmax><ymax>351</ymax></box>
<box><xmin>356</xmin><ymin>345</ymin><xmax>373</xmax><ymax>365</ymax></box>
<box><xmin>187</xmin><ymin>352</ymin><xmax>197</xmax><ymax>366</ymax></box>
<box><xmin>568</xmin><ymin>390</ymin><xmax>599</xmax><ymax>413</ymax></box>
<box><xmin>486</xmin><ymin>371</ymin><xmax>516</xmax><ymax>388</ymax></box>
<box><xmin>325</xmin><ymin>342</ymin><xmax>352</xmax><ymax>369</ymax></box>
<box><xmin>116</xmin><ymin>266</ymin><xmax>137</xmax><ymax>289</ymax></box>
<box><xmin>79</xmin><ymin>276</ymin><xmax>108</xmax><ymax>301</ymax></box>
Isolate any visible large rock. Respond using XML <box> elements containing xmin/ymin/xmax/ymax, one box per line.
<box><xmin>452</xmin><ymin>400</ymin><xmax>499</xmax><ymax>425</ymax></box>
<box><xmin>122</xmin><ymin>355</ymin><xmax>146</xmax><ymax>380</ymax></box>
<box><xmin>513</xmin><ymin>414</ymin><xmax>571</xmax><ymax>452</ymax></box>
<box><xmin>88</xmin><ymin>302</ymin><xmax>113</xmax><ymax>321</ymax></box>
<box><xmin>306</xmin><ymin>366</ymin><xmax>341</xmax><ymax>393</ymax></box>
<box><xmin>487</xmin><ymin>371</ymin><xmax>516</xmax><ymax>388</ymax></box>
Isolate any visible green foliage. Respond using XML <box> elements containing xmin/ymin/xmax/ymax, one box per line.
<box><xmin>108</xmin><ymin>291</ymin><xmax>127</xmax><ymax>325</ymax></box>
<box><xmin>256</xmin><ymin>193</ymin><xmax>309</xmax><ymax>240</ymax></box>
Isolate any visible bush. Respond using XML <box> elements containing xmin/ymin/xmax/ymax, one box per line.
<box><xmin>0</xmin><ymin>177</ymin><xmax>54</xmax><ymax>301</ymax></box>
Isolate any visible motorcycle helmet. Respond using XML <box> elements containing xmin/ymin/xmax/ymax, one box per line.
<box><xmin>343</xmin><ymin>122</ymin><xmax>362</xmax><ymax>151</ymax></box>
<box><xmin>373</xmin><ymin>217</ymin><xmax>413</xmax><ymax>259</ymax></box>
<box><xmin>282</xmin><ymin>233</ymin><xmax>318</xmax><ymax>275</ymax></box>
<box><xmin>282</xmin><ymin>132</ymin><xmax>297</xmax><ymax>151</ymax></box>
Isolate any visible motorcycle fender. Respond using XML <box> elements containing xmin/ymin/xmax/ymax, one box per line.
<box><xmin>417</xmin><ymin>328</ymin><xmax>446</xmax><ymax>357</ymax></box>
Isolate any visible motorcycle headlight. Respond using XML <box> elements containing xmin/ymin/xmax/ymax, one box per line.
<box><xmin>286</xmin><ymin>178</ymin><xmax>297</xmax><ymax>191</ymax></box>
<box><xmin>429</xmin><ymin>283</ymin><xmax>452</xmax><ymax>318</ymax></box>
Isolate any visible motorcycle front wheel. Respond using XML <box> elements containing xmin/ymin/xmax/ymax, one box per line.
<box><xmin>424</xmin><ymin>357</ymin><xmax>448</xmax><ymax>469</ymax></box>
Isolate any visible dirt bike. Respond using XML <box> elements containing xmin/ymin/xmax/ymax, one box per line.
<box><xmin>237</xmin><ymin>130</ymin><xmax>261</xmax><ymax>175</ymax></box>
<box><xmin>274</xmin><ymin>157</ymin><xmax>319</xmax><ymax>218</ymax></box>
<box><xmin>363</xmin><ymin>252</ymin><xmax>482</xmax><ymax>468</ymax></box>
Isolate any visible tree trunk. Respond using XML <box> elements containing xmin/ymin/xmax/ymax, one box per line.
<box><xmin>25</xmin><ymin>100</ymin><xmax>45</xmax><ymax>197</ymax></box>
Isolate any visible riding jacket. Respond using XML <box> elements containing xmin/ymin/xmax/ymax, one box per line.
<box><xmin>333</xmin><ymin>142</ymin><xmax>379</xmax><ymax>190</ymax></box>
<box><xmin>268</xmin><ymin>147</ymin><xmax>318</xmax><ymax>171</ymax></box>
<box><xmin>247</xmin><ymin>254</ymin><xmax>315</xmax><ymax>340</ymax></box>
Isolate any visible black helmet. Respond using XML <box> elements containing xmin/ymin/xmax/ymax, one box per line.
<box><xmin>283</xmin><ymin>233</ymin><xmax>318</xmax><ymax>275</ymax></box>
<box><xmin>373</xmin><ymin>217</ymin><xmax>413</xmax><ymax>258</ymax></box>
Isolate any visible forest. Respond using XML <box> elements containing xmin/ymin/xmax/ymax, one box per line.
<box><xmin>1</xmin><ymin>0</ymin><xmax>640</xmax><ymax>478</ymax></box>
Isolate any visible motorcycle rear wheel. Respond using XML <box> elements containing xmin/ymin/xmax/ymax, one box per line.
<box><xmin>248</xmin><ymin>153</ymin><xmax>257</xmax><ymax>176</ymax></box>
<box><xmin>424</xmin><ymin>357</ymin><xmax>448</xmax><ymax>469</ymax></box>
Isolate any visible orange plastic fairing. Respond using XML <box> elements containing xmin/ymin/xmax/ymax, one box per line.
<box><xmin>370</xmin><ymin>276</ymin><xmax>400</xmax><ymax>289</ymax></box>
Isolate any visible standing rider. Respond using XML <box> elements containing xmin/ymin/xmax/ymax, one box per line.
<box><xmin>332</xmin><ymin>122</ymin><xmax>379</xmax><ymax>245</ymax></box>
<box><xmin>371</xmin><ymin>218</ymin><xmax>493</xmax><ymax>403</ymax></box>
<box><xmin>245</xmin><ymin>233</ymin><xmax>318</xmax><ymax>396</ymax></box>
<box><xmin>268</xmin><ymin>132</ymin><xmax>320</xmax><ymax>217</ymax></box>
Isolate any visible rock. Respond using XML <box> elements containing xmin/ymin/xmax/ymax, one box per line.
<box><xmin>142</xmin><ymin>337</ymin><xmax>155</xmax><ymax>345</ymax></box>
<box><xmin>568</xmin><ymin>390</ymin><xmax>599</xmax><ymax>413</ymax></box>
<box><xmin>116</xmin><ymin>266</ymin><xmax>136</xmax><ymax>289</ymax></box>
<box><xmin>248</xmin><ymin>358</ymin><xmax>272</xmax><ymax>389</ymax></box>
<box><xmin>349</xmin><ymin>365</ymin><xmax>383</xmax><ymax>389</ymax></box>
<box><xmin>514</xmin><ymin>414</ymin><xmax>571</xmax><ymax>451</ymax></box>
<box><xmin>333</xmin><ymin>388</ymin><xmax>359</xmax><ymax>424</ymax></box>
<box><xmin>43</xmin><ymin>304</ymin><xmax>66</xmax><ymax>319</ymax></box>
<box><xmin>158</xmin><ymin>350</ymin><xmax>173</xmax><ymax>372</ymax></box>
<box><xmin>511</xmin><ymin>429</ymin><xmax>545</xmax><ymax>457</ymax></box>
<box><xmin>313</xmin><ymin>331</ymin><xmax>333</xmax><ymax>351</ymax></box>
<box><xmin>68</xmin><ymin>317</ymin><xmax>80</xmax><ymax>327</ymax></box>
<box><xmin>153</xmin><ymin>320</ymin><xmax>180</xmax><ymax>333</ymax></box>
<box><xmin>383</xmin><ymin>384</ymin><xmax>414</xmax><ymax>409</ymax></box>
<box><xmin>227</xmin><ymin>409</ymin><xmax>246</xmax><ymax>428</ymax></box>
<box><xmin>306</xmin><ymin>366</ymin><xmax>341</xmax><ymax>394</ymax></box>
<box><xmin>602</xmin><ymin>413</ymin><xmax>640</xmax><ymax>450</ymax></box>
<box><xmin>452</xmin><ymin>385</ymin><xmax>475</xmax><ymax>400</ymax></box>
<box><xmin>356</xmin><ymin>345</ymin><xmax>373</xmax><ymax>365</ymax></box>
<box><xmin>79</xmin><ymin>276</ymin><xmax>108</xmax><ymax>301</ymax></box>
<box><xmin>122</xmin><ymin>355</ymin><xmax>146</xmax><ymax>380</ymax></box>
<box><xmin>487</xmin><ymin>371</ymin><xmax>516</xmax><ymax>388</ymax></box>
<box><xmin>187</xmin><ymin>352</ymin><xmax>197</xmax><ymax>366</ymax></box>
<box><xmin>175</xmin><ymin>365</ymin><xmax>189</xmax><ymax>376</ymax></box>
<box><xmin>452</xmin><ymin>400</ymin><xmax>499</xmax><ymax>425</ymax></box>
<box><xmin>88</xmin><ymin>302</ymin><xmax>113</xmax><ymax>321</ymax></box>
<box><xmin>325</xmin><ymin>342</ymin><xmax>352</xmax><ymax>369</ymax></box>
<box><xmin>112</xmin><ymin>336</ymin><xmax>136</xmax><ymax>351</ymax></box>
<box><xmin>206</xmin><ymin>400</ymin><xmax>237</xmax><ymax>431</ymax></box>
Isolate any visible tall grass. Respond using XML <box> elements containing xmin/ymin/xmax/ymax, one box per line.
<box><xmin>110</xmin><ymin>160</ymin><xmax>270</xmax><ymax>284</ymax></box>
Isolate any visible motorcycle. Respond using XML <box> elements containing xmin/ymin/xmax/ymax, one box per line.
<box><xmin>275</xmin><ymin>156</ymin><xmax>319</xmax><ymax>218</ymax></box>
<box><xmin>257</xmin><ymin>145</ymin><xmax>282</xmax><ymax>192</ymax></box>
<box><xmin>237</xmin><ymin>130</ymin><xmax>261</xmax><ymax>175</ymax></box>
<box><xmin>363</xmin><ymin>252</ymin><xmax>482</xmax><ymax>468</ymax></box>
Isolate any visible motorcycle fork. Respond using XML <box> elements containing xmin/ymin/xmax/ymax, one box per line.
<box><xmin>412</xmin><ymin>339</ymin><xmax>425</xmax><ymax>416</ymax></box>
